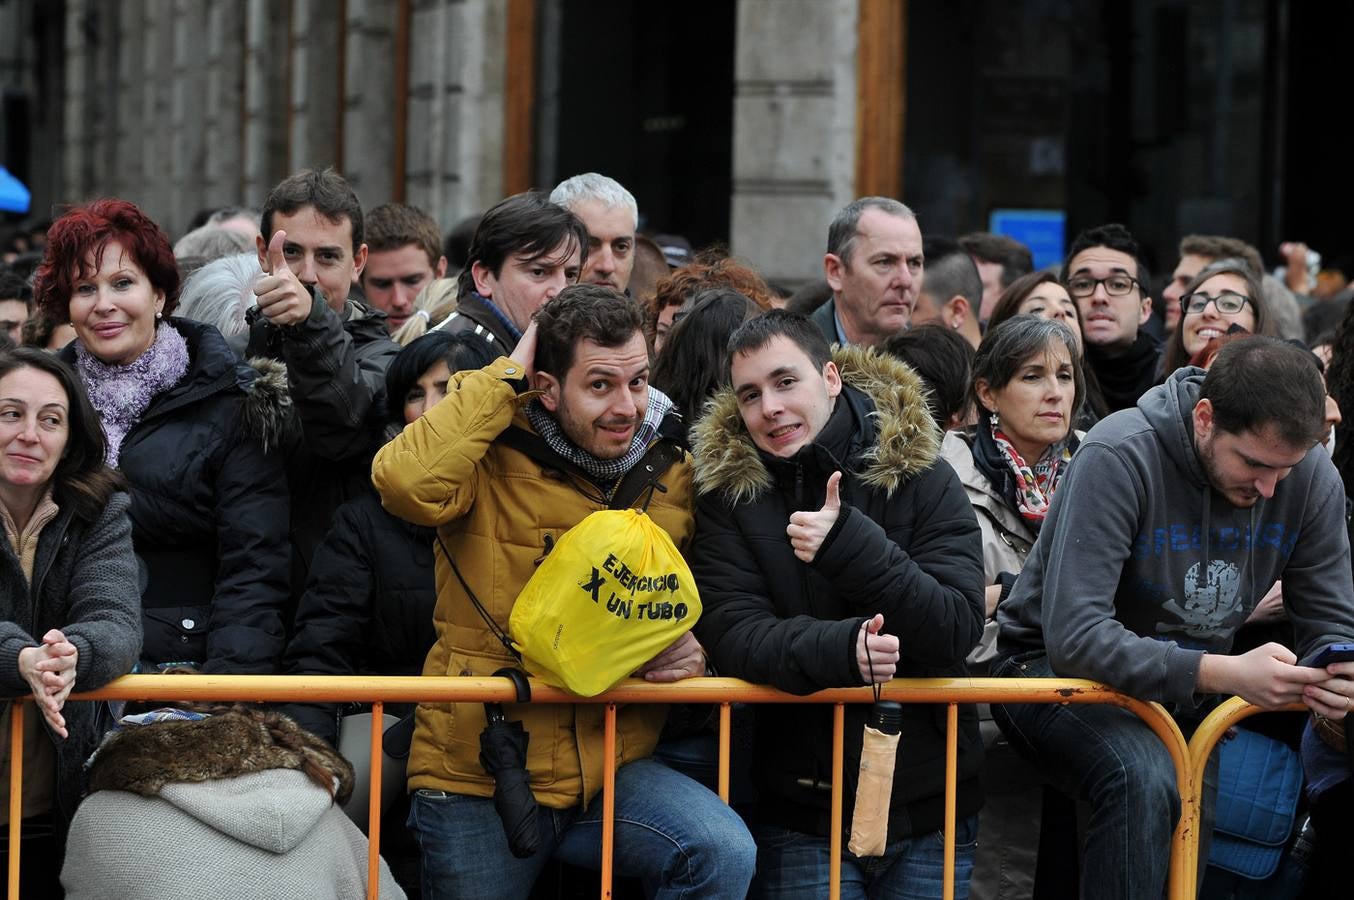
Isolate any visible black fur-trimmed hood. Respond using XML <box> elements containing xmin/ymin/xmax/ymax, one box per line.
<box><xmin>691</xmin><ymin>344</ymin><xmax>940</xmax><ymax>503</ymax></box>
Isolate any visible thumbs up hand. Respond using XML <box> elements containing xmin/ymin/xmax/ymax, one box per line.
<box><xmin>787</xmin><ymin>470</ymin><xmax>843</xmax><ymax>563</ymax></box>
<box><xmin>254</xmin><ymin>230</ymin><xmax>313</xmax><ymax>326</ymax></box>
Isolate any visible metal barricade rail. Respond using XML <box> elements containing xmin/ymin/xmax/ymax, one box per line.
<box><xmin>5</xmin><ymin>676</ymin><xmax>1204</xmax><ymax>900</ymax></box>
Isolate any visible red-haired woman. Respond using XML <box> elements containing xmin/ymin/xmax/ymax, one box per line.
<box><xmin>33</xmin><ymin>199</ymin><xmax>291</xmax><ymax>674</ymax></box>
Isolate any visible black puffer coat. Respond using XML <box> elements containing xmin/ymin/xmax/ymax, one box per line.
<box><xmin>244</xmin><ymin>288</ymin><xmax>400</xmax><ymax>596</ymax></box>
<box><xmin>690</xmin><ymin>345</ymin><xmax>986</xmax><ymax>843</ymax></box>
<box><xmin>64</xmin><ymin>318</ymin><xmax>291</xmax><ymax>674</ymax></box>
<box><xmin>282</xmin><ymin>489</ymin><xmax>436</xmax><ymax>746</ymax></box>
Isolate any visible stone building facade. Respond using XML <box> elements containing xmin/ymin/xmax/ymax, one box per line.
<box><xmin>2</xmin><ymin>0</ymin><xmax>871</xmax><ymax>285</ymax></box>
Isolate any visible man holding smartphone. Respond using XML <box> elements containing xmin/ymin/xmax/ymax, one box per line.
<box><xmin>992</xmin><ymin>336</ymin><xmax>1354</xmax><ymax>899</ymax></box>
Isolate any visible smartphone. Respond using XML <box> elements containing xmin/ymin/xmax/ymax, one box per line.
<box><xmin>1310</xmin><ymin>643</ymin><xmax>1354</xmax><ymax>667</ymax></box>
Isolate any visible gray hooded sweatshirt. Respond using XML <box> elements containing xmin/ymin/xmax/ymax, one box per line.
<box><xmin>996</xmin><ymin>367</ymin><xmax>1354</xmax><ymax>706</ymax></box>
<box><xmin>62</xmin><ymin>768</ymin><xmax>406</xmax><ymax>900</ymax></box>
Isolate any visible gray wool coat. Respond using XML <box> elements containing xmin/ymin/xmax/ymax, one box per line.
<box><xmin>0</xmin><ymin>490</ymin><xmax>142</xmax><ymax>829</ymax></box>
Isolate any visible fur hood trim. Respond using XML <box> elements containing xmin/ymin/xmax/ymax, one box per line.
<box><xmin>241</xmin><ymin>356</ymin><xmax>293</xmax><ymax>455</ymax></box>
<box><xmin>87</xmin><ymin>708</ymin><xmax>354</xmax><ymax>805</ymax></box>
<box><xmin>692</xmin><ymin>344</ymin><xmax>940</xmax><ymax>503</ymax></box>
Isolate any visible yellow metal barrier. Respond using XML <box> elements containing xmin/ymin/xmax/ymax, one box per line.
<box><xmin>4</xmin><ymin>676</ymin><xmax>1202</xmax><ymax>900</ymax></box>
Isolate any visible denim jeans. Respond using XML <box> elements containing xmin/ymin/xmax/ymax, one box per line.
<box><xmin>748</xmin><ymin>815</ymin><xmax>978</xmax><ymax>899</ymax></box>
<box><xmin>407</xmin><ymin>757</ymin><xmax>756</xmax><ymax>899</ymax></box>
<box><xmin>992</xmin><ymin>652</ymin><xmax>1182</xmax><ymax>900</ymax></box>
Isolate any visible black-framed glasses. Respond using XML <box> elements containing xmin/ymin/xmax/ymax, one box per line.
<box><xmin>1066</xmin><ymin>275</ymin><xmax>1140</xmax><ymax>298</ymax></box>
<box><xmin>1181</xmin><ymin>291</ymin><xmax>1251</xmax><ymax>316</ymax></box>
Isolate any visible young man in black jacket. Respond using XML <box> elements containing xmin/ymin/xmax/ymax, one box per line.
<box><xmin>690</xmin><ymin>310</ymin><xmax>986</xmax><ymax>897</ymax></box>
<box><xmin>248</xmin><ymin>167</ymin><xmax>401</xmax><ymax>596</ymax></box>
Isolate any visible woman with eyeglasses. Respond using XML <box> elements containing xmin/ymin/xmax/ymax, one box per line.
<box><xmin>1161</xmin><ymin>258</ymin><xmax>1273</xmax><ymax>375</ymax></box>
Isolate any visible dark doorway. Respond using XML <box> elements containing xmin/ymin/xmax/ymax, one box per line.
<box><xmin>535</xmin><ymin>0</ymin><xmax>735</xmax><ymax>249</ymax></box>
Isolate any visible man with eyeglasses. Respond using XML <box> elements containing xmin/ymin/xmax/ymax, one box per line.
<box><xmin>1061</xmin><ymin>224</ymin><xmax>1161</xmax><ymax>411</ymax></box>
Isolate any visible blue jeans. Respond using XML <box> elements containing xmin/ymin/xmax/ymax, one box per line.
<box><xmin>992</xmin><ymin>652</ymin><xmax>1182</xmax><ymax>900</ymax></box>
<box><xmin>749</xmin><ymin>816</ymin><xmax>978</xmax><ymax>899</ymax></box>
<box><xmin>407</xmin><ymin>757</ymin><xmax>756</xmax><ymax>899</ymax></box>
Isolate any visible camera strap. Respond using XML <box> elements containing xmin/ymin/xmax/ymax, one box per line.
<box><xmin>435</xmin><ymin>531</ymin><xmax>521</xmax><ymax>664</ymax></box>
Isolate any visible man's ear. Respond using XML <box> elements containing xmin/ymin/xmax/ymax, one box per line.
<box><xmin>1193</xmin><ymin>397</ymin><xmax>1214</xmax><ymax>441</ymax></box>
<box><xmin>1139</xmin><ymin>294</ymin><xmax>1153</xmax><ymax>325</ymax></box>
<box><xmin>824</xmin><ymin>253</ymin><xmax>845</xmax><ymax>293</ymax></box>
<box><xmin>946</xmin><ymin>295</ymin><xmax>971</xmax><ymax>329</ymax></box>
<box><xmin>351</xmin><ymin>243</ymin><xmax>368</xmax><ymax>282</ymax></box>
<box><xmin>823</xmin><ymin>360</ymin><xmax>843</xmax><ymax>398</ymax></box>
<box><xmin>435</xmin><ymin>255</ymin><xmax>449</xmax><ymax>279</ymax></box>
<box><xmin>535</xmin><ymin>371</ymin><xmax>560</xmax><ymax>411</ymax></box>
<box><xmin>471</xmin><ymin>261</ymin><xmax>494</xmax><ymax>298</ymax></box>
<box><xmin>255</xmin><ymin>234</ymin><xmax>269</xmax><ymax>271</ymax></box>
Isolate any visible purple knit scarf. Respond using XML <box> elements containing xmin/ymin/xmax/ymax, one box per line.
<box><xmin>75</xmin><ymin>323</ymin><xmax>191</xmax><ymax>466</ymax></box>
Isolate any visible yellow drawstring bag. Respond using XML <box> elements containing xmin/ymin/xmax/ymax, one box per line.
<box><xmin>508</xmin><ymin>508</ymin><xmax>701</xmax><ymax>696</ymax></box>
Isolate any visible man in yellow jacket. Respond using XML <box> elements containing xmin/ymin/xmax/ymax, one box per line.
<box><xmin>373</xmin><ymin>285</ymin><xmax>755</xmax><ymax>898</ymax></box>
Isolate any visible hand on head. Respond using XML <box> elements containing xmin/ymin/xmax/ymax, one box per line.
<box><xmin>509</xmin><ymin>319</ymin><xmax>538</xmax><ymax>383</ymax></box>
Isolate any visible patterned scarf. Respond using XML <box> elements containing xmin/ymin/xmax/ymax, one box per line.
<box><xmin>990</xmin><ymin>420</ymin><xmax>1073</xmax><ymax>525</ymax></box>
<box><xmin>525</xmin><ymin>386</ymin><xmax>675</xmax><ymax>485</ymax></box>
<box><xmin>75</xmin><ymin>323</ymin><xmax>191</xmax><ymax>466</ymax></box>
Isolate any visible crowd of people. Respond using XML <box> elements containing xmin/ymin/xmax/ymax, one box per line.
<box><xmin>0</xmin><ymin>166</ymin><xmax>1353</xmax><ymax>900</ymax></box>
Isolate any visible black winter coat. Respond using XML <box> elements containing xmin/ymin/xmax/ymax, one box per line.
<box><xmin>244</xmin><ymin>288</ymin><xmax>400</xmax><ymax>597</ymax></box>
<box><xmin>282</xmin><ymin>489</ymin><xmax>436</xmax><ymax>745</ymax></box>
<box><xmin>64</xmin><ymin>319</ymin><xmax>291</xmax><ymax>674</ymax></box>
<box><xmin>690</xmin><ymin>346</ymin><xmax>986</xmax><ymax>843</ymax></box>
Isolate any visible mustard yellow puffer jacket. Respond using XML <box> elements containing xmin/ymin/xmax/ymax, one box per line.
<box><xmin>372</xmin><ymin>357</ymin><xmax>694</xmax><ymax>808</ymax></box>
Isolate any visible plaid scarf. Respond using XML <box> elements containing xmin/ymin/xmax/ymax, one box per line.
<box><xmin>524</xmin><ymin>387</ymin><xmax>674</xmax><ymax>485</ymax></box>
<box><xmin>990</xmin><ymin>422</ymin><xmax>1072</xmax><ymax>525</ymax></box>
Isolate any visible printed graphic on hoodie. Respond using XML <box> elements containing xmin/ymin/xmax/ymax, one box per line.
<box><xmin>1159</xmin><ymin>558</ymin><xmax>1243</xmax><ymax>639</ymax></box>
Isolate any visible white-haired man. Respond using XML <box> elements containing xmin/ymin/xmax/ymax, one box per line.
<box><xmin>550</xmin><ymin>173</ymin><xmax>638</xmax><ymax>292</ymax></box>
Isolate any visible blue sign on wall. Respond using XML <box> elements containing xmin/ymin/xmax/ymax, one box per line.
<box><xmin>989</xmin><ymin>209</ymin><xmax>1065</xmax><ymax>271</ymax></box>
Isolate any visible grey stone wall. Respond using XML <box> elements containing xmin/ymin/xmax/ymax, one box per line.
<box><xmin>730</xmin><ymin>0</ymin><xmax>859</xmax><ymax>286</ymax></box>
<box><xmin>405</xmin><ymin>0</ymin><xmax>508</xmax><ymax>229</ymax></box>
<box><xmin>27</xmin><ymin>0</ymin><xmax>508</xmax><ymax>239</ymax></box>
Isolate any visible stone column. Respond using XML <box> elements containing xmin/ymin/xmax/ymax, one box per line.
<box><xmin>242</xmin><ymin>0</ymin><xmax>290</xmax><ymax>208</ymax></box>
<box><xmin>406</xmin><ymin>0</ymin><xmax>507</xmax><ymax>231</ymax></box>
<box><xmin>340</xmin><ymin>0</ymin><xmax>397</xmax><ymax>207</ymax></box>
<box><xmin>730</xmin><ymin>0</ymin><xmax>858</xmax><ymax>286</ymax></box>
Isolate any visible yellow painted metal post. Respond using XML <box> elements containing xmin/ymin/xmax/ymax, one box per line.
<box><xmin>944</xmin><ymin>702</ymin><xmax>957</xmax><ymax>900</ymax></box>
<box><xmin>830</xmin><ymin>703</ymin><xmax>844</xmax><ymax>900</ymax></box>
<box><xmin>601</xmin><ymin>703</ymin><xmax>617</xmax><ymax>899</ymax></box>
<box><xmin>8</xmin><ymin>702</ymin><xmax>22</xmax><ymax>900</ymax></box>
<box><xmin>368</xmin><ymin>700</ymin><xmax>384</xmax><ymax>900</ymax></box>
<box><xmin>717</xmin><ymin>702</ymin><xmax>731</xmax><ymax>804</ymax></box>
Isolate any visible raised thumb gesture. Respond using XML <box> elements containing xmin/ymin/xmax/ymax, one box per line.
<box><xmin>787</xmin><ymin>470</ymin><xmax>844</xmax><ymax>563</ymax></box>
<box><xmin>822</xmin><ymin>470</ymin><xmax>841</xmax><ymax>512</ymax></box>
<box><xmin>254</xmin><ymin>229</ymin><xmax>313</xmax><ymax>326</ymax></box>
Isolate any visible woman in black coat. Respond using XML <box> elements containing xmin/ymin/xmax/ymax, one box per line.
<box><xmin>283</xmin><ymin>330</ymin><xmax>496</xmax><ymax>744</ymax></box>
<box><xmin>35</xmin><ymin>199</ymin><xmax>290</xmax><ymax>675</ymax></box>
<box><xmin>0</xmin><ymin>348</ymin><xmax>141</xmax><ymax>893</ymax></box>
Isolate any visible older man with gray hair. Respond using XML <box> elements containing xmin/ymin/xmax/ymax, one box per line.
<box><xmin>550</xmin><ymin>173</ymin><xmax>638</xmax><ymax>292</ymax></box>
<box><xmin>815</xmin><ymin>196</ymin><xmax>925</xmax><ymax>348</ymax></box>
